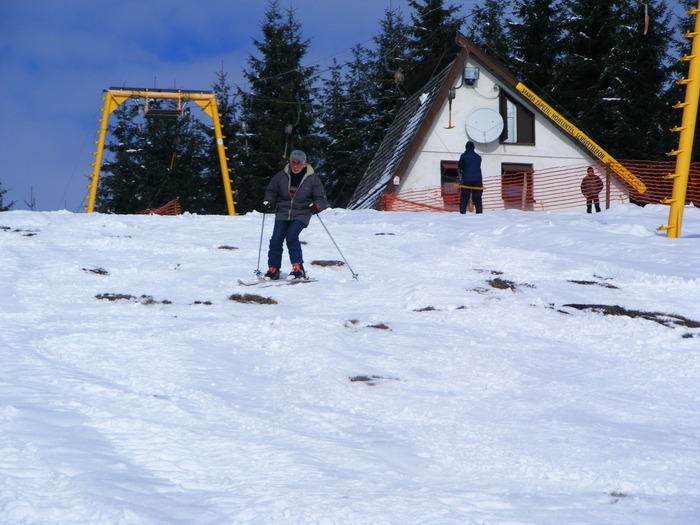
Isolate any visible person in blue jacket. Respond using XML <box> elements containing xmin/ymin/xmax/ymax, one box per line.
<box><xmin>261</xmin><ymin>150</ymin><xmax>329</xmax><ymax>280</ymax></box>
<box><xmin>457</xmin><ymin>141</ymin><xmax>483</xmax><ymax>214</ymax></box>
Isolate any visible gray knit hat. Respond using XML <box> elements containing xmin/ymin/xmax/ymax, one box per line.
<box><xmin>289</xmin><ymin>150</ymin><xmax>307</xmax><ymax>163</ymax></box>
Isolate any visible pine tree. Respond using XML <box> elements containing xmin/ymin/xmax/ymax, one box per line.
<box><xmin>403</xmin><ymin>0</ymin><xmax>465</xmax><ymax>99</ymax></box>
<box><xmin>96</xmin><ymin>103</ymin><xmax>144</xmax><ymax>213</ymax></box>
<box><xmin>407</xmin><ymin>0</ymin><xmax>464</xmax><ymax>65</ymax></box>
<box><xmin>317</xmin><ymin>56</ymin><xmax>376</xmax><ymax>207</ymax></box>
<box><xmin>166</xmin><ymin>109</ymin><xmax>222</xmax><ymax>214</ymax></box>
<box><xmin>609</xmin><ymin>0</ymin><xmax>676</xmax><ymax>160</ymax></box>
<box><xmin>316</xmin><ymin>7</ymin><xmax>412</xmax><ymax>206</ymax></box>
<box><xmin>508</xmin><ymin>0</ymin><xmax>565</xmax><ymax>96</ymax></box>
<box><xmin>465</xmin><ymin>0</ymin><xmax>512</xmax><ymax>64</ymax></box>
<box><xmin>553</xmin><ymin>0</ymin><xmax>675</xmax><ymax>159</ymax></box>
<box><xmin>235</xmin><ymin>0</ymin><xmax>317</xmax><ymax>214</ymax></box>
<box><xmin>317</xmin><ymin>60</ymin><xmax>354</xmax><ymax>206</ymax></box>
<box><xmin>366</xmin><ymin>8</ymin><xmax>412</xmax><ymax>146</ymax></box>
<box><xmin>0</xmin><ymin>180</ymin><xmax>14</xmax><ymax>211</ymax></box>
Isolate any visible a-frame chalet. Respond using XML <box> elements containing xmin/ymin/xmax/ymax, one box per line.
<box><xmin>348</xmin><ymin>32</ymin><xmax>644</xmax><ymax>213</ymax></box>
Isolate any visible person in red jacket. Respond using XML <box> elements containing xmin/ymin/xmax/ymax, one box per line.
<box><xmin>580</xmin><ymin>166</ymin><xmax>603</xmax><ymax>213</ymax></box>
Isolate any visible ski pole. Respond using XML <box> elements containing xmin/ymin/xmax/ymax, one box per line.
<box><xmin>255</xmin><ymin>211</ymin><xmax>266</xmax><ymax>276</ymax></box>
<box><xmin>315</xmin><ymin>213</ymin><xmax>358</xmax><ymax>280</ymax></box>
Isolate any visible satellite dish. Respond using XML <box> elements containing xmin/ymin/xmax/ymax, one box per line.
<box><xmin>466</xmin><ymin>108</ymin><xmax>504</xmax><ymax>143</ymax></box>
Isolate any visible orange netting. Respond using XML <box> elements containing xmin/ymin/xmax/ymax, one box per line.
<box><xmin>381</xmin><ymin>161</ymin><xmax>700</xmax><ymax>212</ymax></box>
<box><xmin>140</xmin><ymin>198</ymin><xmax>182</xmax><ymax>216</ymax></box>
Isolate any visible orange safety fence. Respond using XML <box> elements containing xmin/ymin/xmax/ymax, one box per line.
<box><xmin>381</xmin><ymin>161</ymin><xmax>700</xmax><ymax>212</ymax></box>
<box><xmin>623</xmin><ymin>160</ymin><xmax>700</xmax><ymax>206</ymax></box>
<box><xmin>140</xmin><ymin>198</ymin><xmax>182</xmax><ymax>216</ymax></box>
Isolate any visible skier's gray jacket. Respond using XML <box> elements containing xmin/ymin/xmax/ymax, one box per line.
<box><xmin>264</xmin><ymin>164</ymin><xmax>329</xmax><ymax>226</ymax></box>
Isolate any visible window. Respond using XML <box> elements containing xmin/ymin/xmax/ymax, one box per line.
<box><xmin>499</xmin><ymin>93</ymin><xmax>535</xmax><ymax>145</ymax></box>
<box><xmin>501</xmin><ymin>163</ymin><xmax>535</xmax><ymax>210</ymax></box>
<box><xmin>440</xmin><ymin>160</ymin><xmax>459</xmax><ymax>211</ymax></box>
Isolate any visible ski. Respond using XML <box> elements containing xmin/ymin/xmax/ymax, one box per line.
<box><xmin>237</xmin><ymin>277</ymin><xmax>317</xmax><ymax>287</ymax></box>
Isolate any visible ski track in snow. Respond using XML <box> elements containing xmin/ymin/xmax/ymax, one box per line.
<box><xmin>1</xmin><ymin>205</ymin><xmax>699</xmax><ymax>524</ymax></box>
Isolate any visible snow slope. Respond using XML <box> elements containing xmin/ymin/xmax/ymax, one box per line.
<box><xmin>1</xmin><ymin>204</ymin><xmax>699</xmax><ymax>524</ymax></box>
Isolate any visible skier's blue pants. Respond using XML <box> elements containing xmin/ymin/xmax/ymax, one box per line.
<box><xmin>268</xmin><ymin>219</ymin><xmax>306</xmax><ymax>268</ymax></box>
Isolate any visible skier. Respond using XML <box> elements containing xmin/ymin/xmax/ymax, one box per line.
<box><xmin>261</xmin><ymin>150</ymin><xmax>329</xmax><ymax>280</ymax></box>
<box><xmin>580</xmin><ymin>166</ymin><xmax>604</xmax><ymax>213</ymax></box>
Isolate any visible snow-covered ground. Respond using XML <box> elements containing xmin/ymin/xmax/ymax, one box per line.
<box><xmin>1</xmin><ymin>204</ymin><xmax>699</xmax><ymax>524</ymax></box>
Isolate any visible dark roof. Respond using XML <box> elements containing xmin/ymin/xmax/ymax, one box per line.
<box><xmin>347</xmin><ymin>65</ymin><xmax>453</xmax><ymax>209</ymax></box>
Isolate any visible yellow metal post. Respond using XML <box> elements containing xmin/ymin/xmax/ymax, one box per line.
<box><xmin>85</xmin><ymin>91</ymin><xmax>128</xmax><ymax>212</ymax></box>
<box><xmin>195</xmin><ymin>97</ymin><xmax>237</xmax><ymax>215</ymax></box>
<box><xmin>663</xmin><ymin>4</ymin><xmax>700</xmax><ymax>238</ymax></box>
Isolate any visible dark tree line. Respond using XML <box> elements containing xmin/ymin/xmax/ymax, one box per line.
<box><xmin>92</xmin><ymin>0</ymin><xmax>690</xmax><ymax>215</ymax></box>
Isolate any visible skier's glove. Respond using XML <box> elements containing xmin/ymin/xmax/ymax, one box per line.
<box><xmin>309</xmin><ymin>202</ymin><xmax>320</xmax><ymax>215</ymax></box>
<box><xmin>262</xmin><ymin>201</ymin><xmax>271</xmax><ymax>212</ymax></box>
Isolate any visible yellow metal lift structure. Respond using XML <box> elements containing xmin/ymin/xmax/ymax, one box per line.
<box><xmin>85</xmin><ymin>88</ymin><xmax>237</xmax><ymax>215</ymax></box>
<box><xmin>662</xmin><ymin>3</ymin><xmax>700</xmax><ymax>238</ymax></box>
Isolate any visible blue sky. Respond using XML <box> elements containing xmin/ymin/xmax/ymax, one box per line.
<box><xmin>0</xmin><ymin>0</ymin><xmax>688</xmax><ymax>211</ymax></box>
